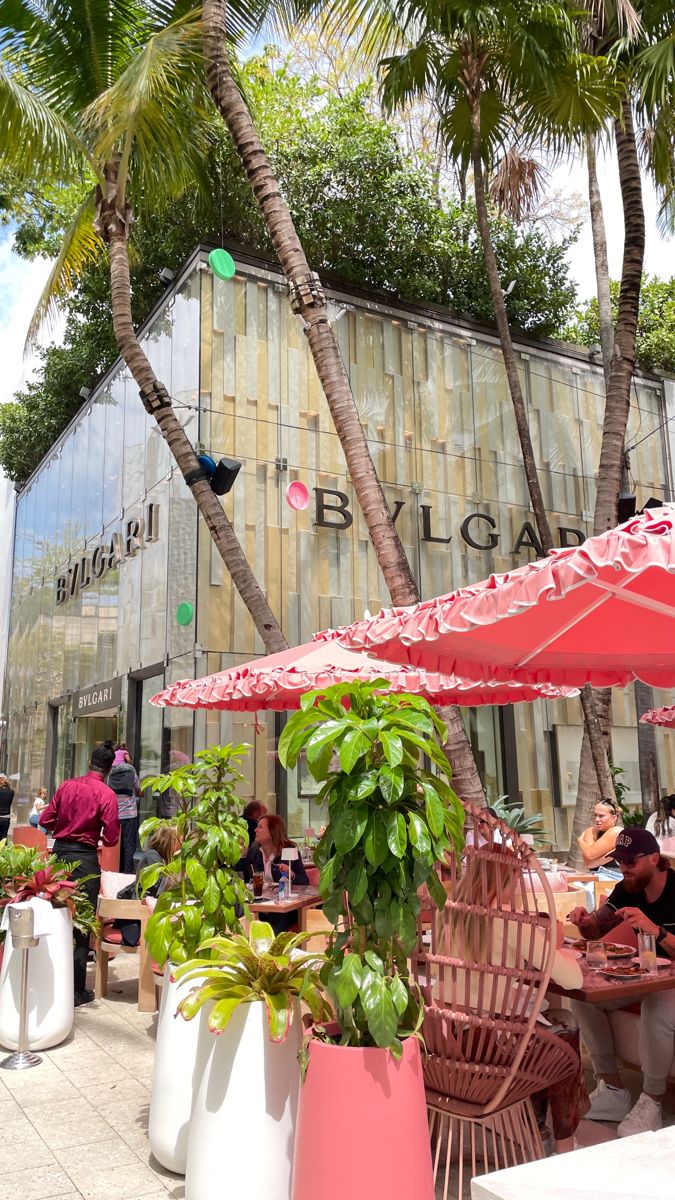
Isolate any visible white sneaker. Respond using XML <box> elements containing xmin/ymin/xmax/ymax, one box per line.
<box><xmin>617</xmin><ymin>1093</ymin><xmax>662</xmax><ymax>1138</ymax></box>
<box><xmin>586</xmin><ymin>1079</ymin><xmax>632</xmax><ymax>1121</ymax></box>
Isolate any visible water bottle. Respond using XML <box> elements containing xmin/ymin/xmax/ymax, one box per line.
<box><xmin>277</xmin><ymin>875</ymin><xmax>286</xmax><ymax>901</ymax></box>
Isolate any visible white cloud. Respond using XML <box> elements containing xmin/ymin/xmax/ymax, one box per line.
<box><xmin>0</xmin><ymin>233</ymin><xmax>60</xmax><ymax>406</ymax></box>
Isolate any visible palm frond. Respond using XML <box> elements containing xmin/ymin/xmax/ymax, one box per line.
<box><xmin>582</xmin><ymin>0</ymin><xmax>642</xmax><ymax>42</ymax></box>
<box><xmin>82</xmin><ymin>10</ymin><xmax>212</xmax><ymax>208</ymax></box>
<box><xmin>0</xmin><ymin>64</ymin><xmax>87</xmax><ymax>183</ymax></box>
<box><xmin>26</xmin><ymin>189</ymin><xmax>101</xmax><ymax>346</ymax></box>
<box><xmin>489</xmin><ymin>147</ymin><xmax>547</xmax><ymax>222</ymax></box>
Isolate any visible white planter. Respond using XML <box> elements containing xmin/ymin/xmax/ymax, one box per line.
<box><xmin>186</xmin><ymin>1001</ymin><xmax>302</xmax><ymax>1200</ymax></box>
<box><xmin>148</xmin><ymin>965</ymin><xmax>214</xmax><ymax>1175</ymax></box>
<box><xmin>0</xmin><ymin>903</ymin><xmax>74</xmax><ymax>1050</ymax></box>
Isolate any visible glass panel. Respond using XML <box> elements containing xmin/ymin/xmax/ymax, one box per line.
<box><xmin>56</xmin><ymin>435</ymin><xmax>73</xmax><ymax>561</ymax></box>
<box><xmin>102</xmin><ymin>381</ymin><xmax>124</xmax><ymax>527</ymax></box>
<box><xmin>84</xmin><ymin>399</ymin><xmax>104</xmax><ymax>540</ymax></box>
<box><xmin>138</xmin><ymin>674</ymin><xmax>164</xmax><ymax>822</ymax></box>
<box><xmin>69</xmin><ymin>419</ymin><xmax>88</xmax><ymax>555</ymax></box>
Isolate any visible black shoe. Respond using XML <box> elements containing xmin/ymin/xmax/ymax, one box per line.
<box><xmin>74</xmin><ymin>989</ymin><xmax>95</xmax><ymax>1007</ymax></box>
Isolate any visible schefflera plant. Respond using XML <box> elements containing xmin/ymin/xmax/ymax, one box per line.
<box><xmin>139</xmin><ymin>744</ymin><xmax>252</xmax><ymax>966</ymax></box>
<box><xmin>279</xmin><ymin>681</ymin><xmax>464</xmax><ymax>1055</ymax></box>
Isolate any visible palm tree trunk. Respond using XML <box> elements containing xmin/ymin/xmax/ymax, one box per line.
<box><xmin>97</xmin><ymin>168</ymin><xmax>287</xmax><ymax>655</ymax></box>
<box><xmin>568</xmin><ymin>98</ymin><xmax>646</xmax><ymax>864</ymax></box>
<box><xmin>586</xmin><ymin>132</ymin><xmax>614</xmax><ymax>385</ymax></box>
<box><xmin>593</xmin><ymin>97</ymin><xmax>645</xmax><ymax>535</ymax></box>
<box><xmin>203</xmin><ymin>0</ymin><xmax>485</xmax><ymax>806</ymax></box>
<box><xmin>469</xmin><ymin>104</ymin><xmax>553</xmax><ymax>554</ymax></box>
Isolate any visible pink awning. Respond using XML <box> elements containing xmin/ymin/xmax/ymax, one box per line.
<box><xmin>326</xmin><ymin>506</ymin><xmax>675</xmax><ymax>689</ymax></box>
<box><xmin>640</xmin><ymin>706</ymin><xmax>675</xmax><ymax>729</ymax></box>
<box><xmin>149</xmin><ymin>639</ymin><xmax>577</xmax><ymax>711</ymax></box>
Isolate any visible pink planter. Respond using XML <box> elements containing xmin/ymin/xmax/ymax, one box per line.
<box><xmin>292</xmin><ymin>1035</ymin><xmax>434</xmax><ymax>1200</ymax></box>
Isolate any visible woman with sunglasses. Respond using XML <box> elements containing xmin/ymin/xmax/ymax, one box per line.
<box><xmin>578</xmin><ymin>798</ymin><xmax>623</xmax><ymax>877</ymax></box>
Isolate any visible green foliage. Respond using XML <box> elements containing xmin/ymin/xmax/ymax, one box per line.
<box><xmin>279</xmin><ymin>681</ymin><xmax>465</xmax><ymax>1053</ymax></box>
<box><xmin>0</xmin><ymin>54</ymin><xmax>578</xmax><ymax>484</ymax></box>
<box><xmin>139</xmin><ymin>745</ymin><xmax>252</xmax><ymax>967</ymax></box>
<box><xmin>172</xmin><ymin>920</ymin><xmax>332</xmax><ymax>1044</ymax></box>
<box><xmin>610</xmin><ymin>763</ymin><xmax>646</xmax><ymax>828</ymax></box>
<box><xmin>563</xmin><ymin>275</ymin><xmax>675</xmax><ymax>376</ymax></box>
<box><xmin>490</xmin><ymin>795</ymin><xmax>546</xmax><ymax>839</ymax></box>
<box><xmin>0</xmin><ymin>839</ymin><xmax>98</xmax><ymax>941</ymax></box>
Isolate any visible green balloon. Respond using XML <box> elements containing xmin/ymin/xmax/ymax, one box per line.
<box><xmin>176</xmin><ymin>602</ymin><xmax>194</xmax><ymax>627</ymax></box>
<box><xmin>208</xmin><ymin>248</ymin><xmax>236</xmax><ymax>280</ymax></box>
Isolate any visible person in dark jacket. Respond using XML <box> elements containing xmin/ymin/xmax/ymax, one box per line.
<box><xmin>243</xmin><ymin>799</ymin><xmax>267</xmax><ymax>847</ymax></box>
<box><xmin>246</xmin><ymin>814</ymin><xmax>308</xmax><ymax>934</ymax></box>
<box><xmin>0</xmin><ymin>774</ymin><xmax>14</xmax><ymax>841</ymax></box>
<box><xmin>107</xmin><ymin>745</ymin><xmax>140</xmax><ymax>873</ymax></box>
<box><xmin>114</xmin><ymin>825</ymin><xmax>179</xmax><ymax>945</ymax></box>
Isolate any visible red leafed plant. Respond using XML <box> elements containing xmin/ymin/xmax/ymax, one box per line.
<box><xmin>0</xmin><ymin>853</ymin><xmax>98</xmax><ymax>939</ymax></box>
<box><xmin>3</xmin><ymin>864</ymin><xmax>79</xmax><ymax>909</ymax></box>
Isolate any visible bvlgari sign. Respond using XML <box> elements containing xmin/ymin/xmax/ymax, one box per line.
<box><xmin>71</xmin><ymin>676</ymin><xmax>123</xmax><ymax>717</ymax></box>
<box><xmin>56</xmin><ymin>503</ymin><xmax>160</xmax><ymax>605</ymax></box>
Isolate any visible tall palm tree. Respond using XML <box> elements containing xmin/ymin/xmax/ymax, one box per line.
<box><xmin>0</xmin><ymin>1</ymin><xmax>286</xmax><ymax>653</ymax></box>
<box><xmin>202</xmin><ymin>0</ymin><xmax>486</xmax><ymax>805</ymax></box>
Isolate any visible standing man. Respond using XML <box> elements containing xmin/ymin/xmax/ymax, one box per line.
<box><xmin>40</xmin><ymin>746</ymin><xmax>120</xmax><ymax>1006</ymax></box>
<box><xmin>567</xmin><ymin>828</ymin><xmax>675</xmax><ymax>1137</ymax></box>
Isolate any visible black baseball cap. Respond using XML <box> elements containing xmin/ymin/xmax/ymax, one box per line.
<box><xmin>613</xmin><ymin>828</ymin><xmax>660</xmax><ymax>863</ymax></box>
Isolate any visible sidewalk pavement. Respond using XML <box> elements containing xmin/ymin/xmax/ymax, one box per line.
<box><xmin>0</xmin><ymin>956</ymin><xmax>182</xmax><ymax>1200</ymax></box>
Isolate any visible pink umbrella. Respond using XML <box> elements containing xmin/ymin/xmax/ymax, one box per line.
<box><xmin>640</xmin><ymin>706</ymin><xmax>675</xmax><ymax>729</ymax></box>
<box><xmin>149</xmin><ymin>639</ymin><xmax>577</xmax><ymax>711</ymax></box>
<box><xmin>326</xmin><ymin>506</ymin><xmax>675</xmax><ymax>689</ymax></box>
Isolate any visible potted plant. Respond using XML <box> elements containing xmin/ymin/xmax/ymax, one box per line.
<box><xmin>172</xmin><ymin>920</ymin><xmax>331</xmax><ymax>1200</ymax></box>
<box><xmin>278</xmin><ymin>681</ymin><xmax>465</xmax><ymax>1200</ymax></box>
<box><xmin>140</xmin><ymin>744</ymin><xmax>253</xmax><ymax>1174</ymax></box>
<box><xmin>0</xmin><ymin>843</ymin><xmax>98</xmax><ymax>1050</ymax></box>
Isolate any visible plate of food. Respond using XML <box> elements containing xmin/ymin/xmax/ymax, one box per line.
<box><xmin>601</xmin><ymin>964</ymin><xmax>650</xmax><ymax>980</ymax></box>
<box><xmin>632</xmin><ymin>957</ymin><xmax>670</xmax><ymax>969</ymax></box>
<box><xmin>570</xmin><ymin>939</ymin><xmax>634</xmax><ymax>958</ymax></box>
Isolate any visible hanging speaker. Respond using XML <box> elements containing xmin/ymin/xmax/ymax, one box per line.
<box><xmin>211</xmin><ymin>457</ymin><xmax>241</xmax><ymax>496</ymax></box>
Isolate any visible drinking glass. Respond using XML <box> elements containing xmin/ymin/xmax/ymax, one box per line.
<box><xmin>252</xmin><ymin>872</ymin><xmax>264</xmax><ymax>898</ymax></box>
<box><xmin>638</xmin><ymin>930</ymin><xmax>658</xmax><ymax>974</ymax></box>
<box><xmin>586</xmin><ymin>940</ymin><xmax>608</xmax><ymax>972</ymax></box>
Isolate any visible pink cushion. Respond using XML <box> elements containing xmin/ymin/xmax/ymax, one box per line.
<box><xmin>532</xmin><ymin>871</ymin><xmax>569</xmax><ymax>893</ymax></box>
<box><xmin>306</xmin><ymin>867</ymin><xmax>320</xmax><ymax>888</ymax></box>
<box><xmin>102</xmin><ymin>923</ymin><xmax>123</xmax><ymax>944</ymax></box>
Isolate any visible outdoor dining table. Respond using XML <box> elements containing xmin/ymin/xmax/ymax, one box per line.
<box><xmin>248</xmin><ymin>885</ymin><xmax>322</xmax><ymax>931</ymax></box>
<box><xmin>548</xmin><ymin>956</ymin><xmax>675</xmax><ymax>1005</ymax></box>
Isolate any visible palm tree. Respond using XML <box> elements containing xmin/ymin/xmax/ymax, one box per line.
<box><xmin>202</xmin><ymin>0</ymin><xmax>486</xmax><ymax>805</ymax></box>
<box><xmin>0</xmin><ymin>1</ymin><xmax>286</xmax><ymax>653</ymax></box>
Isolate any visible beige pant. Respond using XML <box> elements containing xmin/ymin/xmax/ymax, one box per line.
<box><xmin>571</xmin><ymin>990</ymin><xmax>675</xmax><ymax>1097</ymax></box>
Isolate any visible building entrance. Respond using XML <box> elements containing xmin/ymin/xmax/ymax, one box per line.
<box><xmin>71</xmin><ymin>711</ymin><xmax>118</xmax><ymax>779</ymax></box>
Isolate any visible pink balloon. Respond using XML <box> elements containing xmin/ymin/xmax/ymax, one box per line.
<box><xmin>285</xmin><ymin>480</ymin><xmax>311</xmax><ymax>511</ymax></box>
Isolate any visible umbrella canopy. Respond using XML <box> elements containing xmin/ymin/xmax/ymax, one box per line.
<box><xmin>326</xmin><ymin>506</ymin><xmax>675</xmax><ymax>689</ymax></box>
<box><xmin>640</xmin><ymin>706</ymin><xmax>675</xmax><ymax>729</ymax></box>
<box><xmin>150</xmin><ymin>639</ymin><xmax>577</xmax><ymax>712</ymax></box>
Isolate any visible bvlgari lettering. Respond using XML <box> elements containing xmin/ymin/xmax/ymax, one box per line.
<box><xmin>56</xmin><ymin>504</ymin><xmax>160</xmax><ymax>604</ymax></box>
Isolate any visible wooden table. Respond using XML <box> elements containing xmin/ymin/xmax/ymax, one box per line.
<box><xmin>549</xmin><ymin>956</ymin><xmax>675</xmax><ymax>1004</ymax></box>
<box><xmin>249</xmin><ymin>885</ymin><xmax>322</xmax><ymax>931</ymax></box>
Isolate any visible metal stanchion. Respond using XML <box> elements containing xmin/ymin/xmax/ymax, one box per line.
<box><xmin>1</xmin><ymin>905</ymin><xmax>41</xmax><ymax>1070</ymax></box>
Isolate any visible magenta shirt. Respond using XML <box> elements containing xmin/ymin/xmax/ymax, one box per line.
<box><xmin>40</xmin><ymin>771</ymin><xmax>120</xmax><ymax>848</ymax></box>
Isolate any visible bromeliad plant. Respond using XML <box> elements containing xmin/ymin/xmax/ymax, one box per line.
<box><xmin>279</xmin><ymin>681</ymin><xmax>465</xmax><ymax>1055</ymax></box>
<box><xmin>139</xmin><ymin>745</ymin><xmax>252</xmax><ymax>967</ymax></box>
<box><xmin>172</xmin><ymin>920</ymin><xmax>332</xmax><ymax>1043</ymax></box>
<box><xmin>0</xmin><ymin>840</ymin><xmax>98</xmax><ymax>941</ymax></box>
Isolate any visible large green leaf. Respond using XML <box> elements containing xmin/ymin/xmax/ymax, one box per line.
<box><xmin>364</xmin><ymin>813</ymin><xmax>389</xmax><ymax>867</ymax></box>
<box><xmin>360</xmin><ymin>974</ymin><xmax>399</xmax><ymax>1047</ymax></box>
<box><xmin>186</xmin><ymin>857</ymin><xmax>207</xmax><ymax>897</ymax></box>
<box><xmin>339</xmin><ymin>728</ymin><xmax>371</xmax><ymax>774</ymax></box>
<box><xmin>332</xmin><ymin>952</ymin><xmax>363</xmax><ymax>1007</ymax></box>
<box><xmin>386</xmin><ymin>810</ymin><xmax>407</xmax><ymax>858</ymax></box>
<box><xmin>333</xmin><ymin>803</ymin><xmax>369</xmax><ymax>854</ymax></box>
<box><xmin>208</xmin><ymin>995</ymin><xmax>246</xmax><ymax>1034</ymax></box>
<box><xmin>423</xmin><ymin>785</ymin><xmax>445</xmax><ymax>839</ymax></box>
<box><xmin>345</xmin><ymin>859</ymin><xmax>368</xmax><ymax>906</ymax></box>
<box><xmin>265</xmin><ymin>991</ymin><xmax>293</xmax><ymax>1042</ymax></box>
<box><xmin>378</xmin><ymin>764</ymin><xmax>404</xmax><ymax>803</ymax></box>
<box><xmin>407</xmin><ymin>811</ymin><xmax>431</xmax><ymax>855</ymax></box>
<box><xmin>379</xmin><ymin>730</ymin><xmax>404</xmax><ymax>767</ymax></box>
<box><xmin>202</xmin><ymin>874</ymin><xmax>221</xmax><ymax>915</ymax></box>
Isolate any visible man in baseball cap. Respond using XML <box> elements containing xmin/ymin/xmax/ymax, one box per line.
<box><xmin>567</xmin><ymin>825</ymin><xmax>675</xmax><ymax>1137</ymax></box>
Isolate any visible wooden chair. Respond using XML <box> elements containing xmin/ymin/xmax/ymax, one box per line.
<box><xmin>593</xmin><ymin>878</ymin><xmax>615</xmax><ymax>910</ymax></box>
<box><xmin>94</xmin><ymin>896</ymin><xmax>156</xmax><ymax>1012</ymax></box>
<box><xmin>411</xmin><ymin>806</ymin><xmax>578</xmax><ymax>1200</ymax></box>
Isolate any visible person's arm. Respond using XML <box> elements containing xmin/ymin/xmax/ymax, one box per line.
<box><xmin>578</xmin><ymin>825</ymin><xmax>620</xmax><ymax>867</ymax></box>
<box><xmin>614</xmin><ymin>907</ymin><xmax>675</xmax><ymax>960</ymax></box>
<box><xmin>100</xmin><ymin>792</ymin><xmax>121</xmax><ymax>847</ymax></box>
<box><xmin>567</xmin><ymin>900</ymin><xmax>622</xmax><ymax>939</ymax></box>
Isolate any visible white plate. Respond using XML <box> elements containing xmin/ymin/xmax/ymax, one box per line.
<box><xmin>632</xmin><ymin>956</ymin><xmax>670</xmax><ymax>969</ymax></box>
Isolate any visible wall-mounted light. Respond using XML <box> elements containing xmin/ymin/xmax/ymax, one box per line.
<box><xmin>79</xmin><ymin>387</ymin><xmax>91</xmax><ymax>401</ymax></box>
<box><xmin>159</xmin><ymin>267</ymin><xmax>175</xmax><ymax>286</ymax></box>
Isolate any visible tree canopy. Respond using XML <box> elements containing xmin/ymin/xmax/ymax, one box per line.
<box><xmin>0</xmin><ymin>54</ymin><xmax>578</xmax><ymax>484</ymax></box>
<box><xmin>564</xmin><ymin>275</ymin><xmax>675</xmax><ymax>377</ymax></box>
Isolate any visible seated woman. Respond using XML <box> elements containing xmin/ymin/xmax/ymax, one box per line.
<box><xmin>646</xmin><ymin>794</ymin><xmax>675</xmax><ymax>846</ymax></box>
<box><xmin>111</xmin><ymin>826</ymin><xmax>179</xmax><ymax>946</ymax></box>
<box><xmin>577</xmin><ymin>798</ymin><xmax>623</xmax><ymax>877</ymax></box>
<box><xmin>246</xmin><ymin>814</ymin><xmax>308</xmax><ymax>933</ymax></box>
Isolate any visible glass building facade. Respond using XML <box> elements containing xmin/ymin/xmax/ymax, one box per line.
<box><xmin>3</xmin><ymin>245</ymin><xmax>675</xmax><ymax>845</ymax></box>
